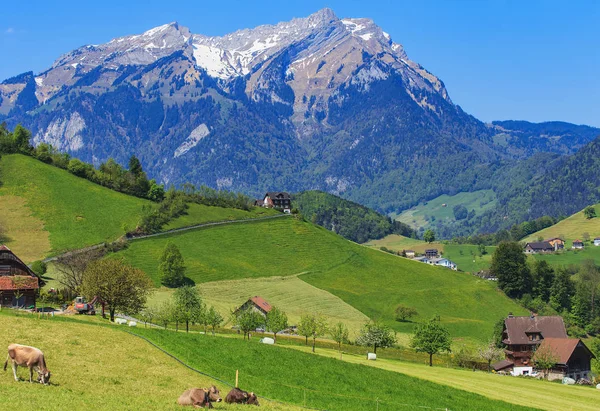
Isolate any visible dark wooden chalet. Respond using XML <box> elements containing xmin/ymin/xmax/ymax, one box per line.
<box><xmin>524</xmin><ymin>241</ymin><xmax>555</xmax><ymax>254</ymax></box>
<box><xmin>0</xmin><ymin>246</ymin><xmax>42</xmax><ymax>308</ymax></box>
<box><xmin>263</xmin><ymin>192</ymin><xmax>291</xmax><ymax>211</ymax></box>
<box><xmin>533</xmin><ymin>338</ymin><xmax>595</xmax><ymax>381</ymax></box>
<box><xmin>425</xmin><ymin>249</ymin><xmax>439</xmax><ymax>258</ymax></box>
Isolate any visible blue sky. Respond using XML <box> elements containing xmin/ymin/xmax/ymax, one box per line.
<box><xmin>1</xmin><ymin>0</ymin><xmax>598</xmax><ymax>126</ymax></box>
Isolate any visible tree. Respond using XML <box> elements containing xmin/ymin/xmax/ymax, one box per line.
<box><xmin>492</xmin><ymin>318</ymin><xmax>505</xmax><ymax>348</ymax></box>
<box><xmin>139</xmin><ymin>306</ymin><xmax>156</xmax><ymax>328</ymax></box>
<box><xmin>395</xmin><ymin>305</ymin><xmax>418</xmax><ymax>322</ymax></box>
<box><xmin>173</xmin><ymin>285</ymin><xmax>203</xmax><ymax>333</ymax></box>
<box><xmin>531</xmin><ymin>260</ymin><xmax>555</xmax><ymax>302</ymax></box>
<box><xmin>478</xmin><ymin>341</ymin><xmax>504</xmax><ymax>372</ymax></box>
<box><xmin>234</xmin><ymin>309</ymin><xmax>264</xmax><ymax>340</ymax></box>
<box><xmin>205</xmin><ymin>306</ymin><xmax>224</xmax><ymax>336</ymax></box>
<box><xmin>297</xmin><ymin>314</ymin><xmax>315</xmax><ymax>346</ymax></box>
<box><xmin>156</xmin><ymin>300</ymin><xmax>174</xmax><ymax>329</ymax></box>
<box><xmin>490</xmin><ymin>242</ymin><xmax>532</xmax><ymax>298</ymax></box>
<box><xmin>410</xmin><ymin>317</ymin><xmax>452</xmax><ymax>366</ymax></box>
<box><xmin>453</xmin><ymin>204</ymin><xmax>468</xmax><ymax>220</ymax></box>
<box><xmin>570</xmin><ymin>289</ymin><xmax>591</xmax><ymax>328</ymax></box>
<box><xmin>579</xmin><ymin>259</ymin><xmax>600</xmax><ymax>317</ymax></box>
<box><xmin>423</xmin><ymin>229</ymin><xmax>435</xmax><ymax>243</ymax></box>
<box><xmin>159</xmin><ymin>243</ymin><xmax>186</xmax><ymax>288</ymax></box>
<box><xmin>550</xmin><ymin>268</ymin><xmax>575</xmax><ymax>312</ymax></box>
<box><xmin>310</xmin><ymin>314</ymin><xmax>328</xmax><ymax>353</ymax></box>
<box><xmin>356</xmin><ymin>321</ymin><xmax>397</xmax><ymax>354</ymax></box>
<box><xmin>12</xmin><ymin>124</ymin><xmax>32</xmax><ymax>153</ymax></box>
<box><xmin>265</xmin><ymin>306</ymin><xmax>288</xmax><ymax>343</ymax></box>
<box><xmin>55</xmin><ymin>248</ymin><xmax>104</xmax><ymax>295</ymax></box>
<box><xmin>583</xmin><ymin>232</ymin><xmax>591</xmax><ymax>242</ymax></box>
<box><xmin>584</xmin><ymin>206</ymin><xmax>597</xmax><ymax>220</ymax></box>
<box><xmin>330</xmin><ymin>322</ymin><xmax>349</xmax><ymax>360</ymax></box>
<box><xmin>147</xmin><ymin>180</ymin><xmax>165</xmax><ymax>202</ymax></box>
<box><xmin>81</xmin><ymin>259</ymin><xmax>153</xmax><ymax>322</ymax></box>
<box><xmin>533</xmin><ymin>345</ymin><xmax>559</xmax><ymax>379</ymax></box>
<box><xmin>128</xmin><ymin>155</ymin><xmax>143</xmax><ymax>176</ymax></box>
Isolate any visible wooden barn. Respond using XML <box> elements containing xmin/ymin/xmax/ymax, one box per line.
<box><xmin>0</xmin><ymin>246</ymin><xmax>42</xmax><ymax>308</ymax></box>
<box><xmin>235</xmin><ymin>296</ymin><xmax>273</xmax><ymax>318</ymax></box>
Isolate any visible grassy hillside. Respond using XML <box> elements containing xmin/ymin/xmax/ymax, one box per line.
<box><xmin>132</xmin><ymin>327</ymin><xmax>534</xmax><ymax>411</ymax></box>
<box><xmin>393</xmin><ymin>189</ymin><xmax>497</xmax><ymax>231</ymax></box>
<box><xmin>293</xmin><ymin>345</ymin><xmax>600</xmax><ymax>411</ymax></box>
<box><xmin>524</xmin><ymin>203</ymin><xmax>600</xmax><ymax>245</ymax></box>
<box><xmin>0</xmin><ymin>154</ymin><xmax>148</xmax><ymax>259</ymax></box>
<box><xmin>165</xmin><ymin>203</ymin><xmax>279</xmax><ymax>230</ymax></box>
<box><xmin>365</xmin><ymin>234</ymin><xmax>445</xmax><ymax>253</ymax></box>
<box><xmin>118</xmin><ymin>217</ymin><xmax>526</xmax><ymax>342</ymax></box>
<box><xmin>0</xmin><ymin>313</ymin><xmax>295</xmax><ymax>410</ymax></box>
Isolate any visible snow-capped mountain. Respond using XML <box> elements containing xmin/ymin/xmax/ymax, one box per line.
<box><xmin>1</xmin><ymin>8</ymin><xmax>595</xmax><ymax>221</ymax></box>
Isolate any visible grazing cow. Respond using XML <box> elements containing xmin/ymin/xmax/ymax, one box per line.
<box><xmin>225</xmin><ymin>387</ymin><xmax>260</xmax><ymax>406</ymax></box>
<box><xmin>178</xmin><ymin>385</ymin><xmax>222</xmax><ymax>408</ymax></box>
<box><xmin>4</xmin><ymin>344</ymin><xmax>51</xmax><ymax>384</ymax></box>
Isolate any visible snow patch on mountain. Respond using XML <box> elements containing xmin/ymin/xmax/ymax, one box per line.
<box><xmin>174</xmin><ymin>123</ymin><xmax>210</xmax><ymax>158</ymax></box>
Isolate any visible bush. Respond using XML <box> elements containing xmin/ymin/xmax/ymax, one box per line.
<box><xmin>30</xmin><ymin>260</ymin><xmax>47</xmax><ymax>276</ymax></box>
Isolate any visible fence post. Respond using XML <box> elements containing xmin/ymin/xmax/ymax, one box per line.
<box><xmin>235</xmin><ymin>370</ymin><xmax>239</xmax><ymax>388</ymax></box>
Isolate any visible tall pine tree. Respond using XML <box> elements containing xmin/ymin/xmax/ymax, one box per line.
<box><xmin>490</xmin><ymin>242</ymin><xmax>532</xmax><ymax>298</ymax></box>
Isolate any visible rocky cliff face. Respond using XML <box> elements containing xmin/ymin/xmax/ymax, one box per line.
<box><xmin>1</xmin><ymin>8</ymin><xmax>597</xmax><ymax>216</ymax></box>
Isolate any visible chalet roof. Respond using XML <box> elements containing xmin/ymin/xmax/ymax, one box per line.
<box><xmin>525</xmin><ymin>242</ymin><xmax>553</xmax><ymax>250</ymax></box>
<box><xmin>533</xmin><ymin>338</ymin><xmax>596</xmax><ymax>365</ymax></box>
<box><xmin>0</xmin><ymin>245</ymin><xmax>40</xmax><ymax>282</ymax></box>
<box><xmin>504</xmin><ymin>316</ymin><xmax>567</xmax><ymax>345</ymax></box>
<box><xmin>265</xmin><ymin>192</ymin><xmax>290</xmax><ymax>200</ymax></box>
<box><xmin>545</xmin><ymin>238</ymin><xmax>563</xmax><ymax>242</ymax></box>
<box><xmin>594</xmin><ymin>238</ymin><xmax>600</xmax><ymax>241</ymax></box>
<box><xmin>0</xmin><ymin>276</ymin><xmax>39</xmax><ymax>291</ymax></box>
<box><xmin>573</xmin><ymin>239</ymin><xmax>583</xmax><ymax>244</ymax></box>
<box><xmin>425</xmin><ymin>249</ymin><xmax>438</xmax><ymax>253</ymax></box>
<box><xmin>250</xmin><ymin>296</ymin><xmax>272</xmax><ymax>313</ymax></box>
<box><xmin>492</xmin><ymin>359</ymin><xmax>514</xmax><ymax>371</ymax></box>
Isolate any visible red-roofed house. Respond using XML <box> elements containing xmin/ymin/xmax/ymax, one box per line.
<box><xmin>235</xmin><ymin>296</ymin><xmax>273</xmax><ymax>317</ymax></box>
<box><xmin>0</xmin><ymin>246</ymin><xmax>42</xmax><ymax>308</ymax></box>
<box><xmin>533</xmin><ymin>338</ymin><xmax>595</xmax><ymax>381</ymax></box>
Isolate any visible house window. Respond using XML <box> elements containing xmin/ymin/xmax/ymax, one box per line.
<box><xmin>523</xmin><ymin>370</ymin><xmax>529</xmax><ymax>375</ymax></box>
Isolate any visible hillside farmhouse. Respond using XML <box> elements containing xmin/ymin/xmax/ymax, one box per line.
<box><xmin>404</xmin><ymin>250</ymin><xmax>415</xmax><ymax>258</ymax></box>
<box><xmin>493</xmin><ymin>314</ymin><xmax>595</xmax><ymax>381</ymax></box>
<box><xmin>258</xmin><ymin>192</ymin><xmax>292</xmax><ymax>213</ymax></box>
<box><xmin>425</xmin><ymin>249</ymin><xmax>439</xmax><ymax>258</ymax></box>
<box><xmin>546</xmin><ymin>238</ymin><xmax>565</xmax><ymax>249</ymax></box>
<box><xmin>572</xmin><ymin>240</ymin><xmax>584</xmax><ymax>249</ymax></box>
<box><xmin>235</xmin><ymin>296</ymin><xmax>273</xmax><ymax>318</ymax></box>
<box><xmin>594</xmin><ymin>237</ymin><xmax>600</xmax><ymax>246</ymax></box>
<box><xmin>411</xmin><ymin>256</ymin><xmax>457</xmax><ymax>270</ymax></box>
<box><xmin>524</xmin><ymin>242</ymin><xmax>555</xmax><ymax>254</ymax></box>
<box><xmin>0</xmin><ymin>246</ymin><xmax>42</xmax><ymax>308</ymax></box>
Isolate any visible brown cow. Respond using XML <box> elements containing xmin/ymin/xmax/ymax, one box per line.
<box><xmin>225</xmin><ymin>387</ymin><xmax>259</xmax><ymax>406</ymax></box>
<box><xmin>178</xmin><ymin>385</ymin><xmax>222</xmax><ymax>408</ymax></box>
<box><xmin>3</xmin><ymin>344</ymin><xmax>51</xmax><ymax>384</ymax></box>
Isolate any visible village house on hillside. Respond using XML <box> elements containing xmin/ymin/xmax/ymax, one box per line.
<box><xmin>546</xmin><ymin>238</ymin><xmax>565</xmax><ymax>250</ymax></box>
<box><xmin>0</xmin><ymin>246</ymin><xmax>42</xmax><ymax>308</ymax></box>
<box><xmin>404</xmin><ymin>250</ymin><xmax>415</xmax><ymax>258</ymax></box>
<box><xmin>411</xmin><ymin>255</ymin><xmax>457</xmax><ymax>270</ymax></box>
<box><xmin>493</xmin><ymin>314</ymin><xmax>595</xmax><ymax>381</ymax></box>
<box><xmin>572</xmin><ymin>239</ymin><xmax>584</xmax><ymax>249</ymax></box>
<box><xmin>594</xmin><ymin>237</ymin><xmax>600</xmax><ymax>246</ymax></box>
<box><xmin>257</xmin><ymin>192</ymin><xmax>292</xmax><ymax>213</ymax></box>
<box><xmin>425</xmin><ymin>249</ymin><xmax>439</xmax><ymax>258</ymax></box>
<box><xmin>524</xmin><ymin>241</ymin><xmax>555</xmax><ymax>254</ymax></box>
<box><xmin>235</xmin><ymin>296</ymin><xmax>273</xmax><ymax>318</ymax></box>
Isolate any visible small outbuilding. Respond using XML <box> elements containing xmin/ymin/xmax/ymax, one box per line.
<box><xmin>404</xmin><ymin>250</ymin><xmax>415</xmax><ymax>258</ymax></box>
<box><xmin>235</xmin><ymin>296</ymin><xmax>273</xmax><ymax>318</ymax></box>
<box><xmin>594</xmin><ymin>238</ymin><xmax>600</xmax><ymax>247</ymax></box>
<box><xmin>524</xmin><ymin>242</ymin><xmax>554</xmax><ymax>254</ymax></box>
<box><xmin>0</xmin><ymin>246</ymin><xmax>42</xmax><ymax>308</ymax></box>
<box><xmin>572</xmin><ymin>240</ymin><xmax>584</xmax><ymax>250</ymax></box>
<box><xmin>533</xmin><ymin>338</ymin><xmax>595</xmax><ymax>381</ymax></box>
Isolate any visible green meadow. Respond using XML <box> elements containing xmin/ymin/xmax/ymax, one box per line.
<box><xmin>524</xmin><ymin>203</ymin><xmax>600</xmax><ymax>245</ymax></box>
<box><xmin>117</xmin><ymin>217</ymin><xmax>526</xmax><ymax>342</ymax></box>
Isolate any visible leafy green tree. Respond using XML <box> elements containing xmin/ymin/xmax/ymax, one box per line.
<box><xmin>156</xmin><ymin>300</ymin><xmax>174</xmax><ymax>329</ymax></box>
<box><xmin>478</xmin><ymin>341</ymin><xmax>504</xmax><ymax>372</ymax></box>
<box><xmin>12</xmin><ymin>124</ymin><xmax>32</xmax><ymax>153</ymax></box>
<box><xmin>205</xmin><ymin>306</ymin><xmax>224</xmax><ymax>336</ymax></box>
<box><xmin>532</xmin><ymin>260</ymin><xmax>555</xmax><ymax>302</ymax></box>
<box><xmin>159</xmin><ymin>243</ymin><xmax>186</xmax><ymax>288</ymax></box>
<box><xmin>139</xmin><ymin>306</ymin><xmax>156</xmax><ymax>328</ymax></box>
<box><xmin>309</xmin><ymin>314</ymin><xmax>328</xmax><ymax>353</ymax></box>
<box><xmin>356</xmin><ymin>321</ymin><xmax>397</xmax><ymax>354</ymax></box>
<box><xmin>492</xmin><ymin>318</ymin><xmax>505</xmax><ymax>348</ymax></box>
<box><xmin>147</xmin><ymin>180</ymin><xmax>165</xmax><ymax>202</ymax></box>
<box><xmin>423</xmin><ymin>229</ymin><xmax>435</xmax><ymax>243</ymax></box>
<box><xmin>234</xmin><ymin>309</ymin><xmax>264</xmax><ymax>340</ymax></box>
<box><xmin>579</xmin><ymin>259</ymin><xmax>600</xmax><ymax>317</ymax></box>
<box><xmin>67</xmin><ymin>158</ymin><xmax>88</xmax><ymax>177</ymax></box>
<box><xmin>395</xmin><ymin>305</ymin><xmax>418</xmax><ymax>322</ymax></box>
<box><xmin>453</xmin><ymin>205</ymin><xmax>468</xmax><ymax>220</ymax></box>
<box><xmin>265</xmin><ymin>306</ymin><xmax>288</xmax><ymax>343</ymax></box>
<box><xmin>173</xmin><ymin>285</ymin><xmax>203</xmax><ymax>333</ymax></box>
<box><xmin>584</xmin><ymin>206</ymin><xmax>597</xmax><ymax>220</ymax></box>
<box><xmin>297</xmin><ymin>314</ymin><xmax>315</xmax><ymax>346</ymax></box>
<box><xmin>330</xmin><ymin>322</ymin><xmax>349</xmax><ymax>359</ymax></box>
<box><xmin>533</xmin><ymin>345</ymin><xmax>559</xmax><ymax>379</ymax></box>
<box><xmin>81</xmin><ymin>259</ymin><xmax>153</xmax><ymax>322</ymax></box>
<box><xmin>570</xmin><ymin>286</ymin><xmax>592</xmax><ymax>328</ymax></box>
<box><xmin>128</xmin><ymin>155</ymin><xmax>143</xmax><ymax>176</ymax></box>
<box><xmin>550</xmin><ymin>268</ymin><xmax>575</xmax><ymax>312</ymax></box>
<box><xmin>490</xmin><ymin>242</ymin><xmax>532</xmax><ymax>298</ymax></box>
<box><xmin>410</xmin><ymin>317</ymin><xmax>452</xmax><ymax>366</ymax></box>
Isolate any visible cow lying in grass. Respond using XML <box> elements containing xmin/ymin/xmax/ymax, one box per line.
<box><xmin>178</xmin><ymin>385</ymin><xmax>222</xmax><ymax>408</ymax></box>
<box><xmin>4</xmin><ymin>344</ymin><xmax>51</xmax><ymax>384</ymax></box>
<box><xmin>225</xmin><ymin>387</ymin><xmax>259</xmax><ymax>406</ymax></box>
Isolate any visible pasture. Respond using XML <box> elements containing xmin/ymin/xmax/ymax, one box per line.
<box><xmin>118</xmin><ymin>217</ymin><xmax>527</xmax><ymax>342</ymax></box>
<box><xmin>130</xmin><ymin>326</ymin><xmax>535</xmax><ymax>411</ymax></box>
<box><xmin>150</xmin><ymin>275</ymin><xmax>369</xmax><ymax>336</ymax></box>
<box><xmin>524</xmin><ymin>203</ymin><xmax>600</xmax><ymax>245</ymax></box>
<box><xmin>289</xmin><ymin>346</ymin><xmax>600</xmax><ymax>411</ymax></box>
<box><xmin>165</xmin><ymin>203</ymin><xmax>279</xmax><ymax>230</ymax></box>
<box><xmin>392</xmin><ymin>190</ymin><xmax>497</xmax><ymax>231</ymax></box>
<box><xmin>364</xmin><ymin>234</ymin><xmax>445</xmax><ymax>253</ymax></box>
<box><xmin>0</xmin><ymin>154</ymin><xmax>147</xmax><ymax>258</ymax></box>
<box><xmin>0</xmin><ymin>312</ymin><xmax>296</xmax><ymax>410</ymax></box>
